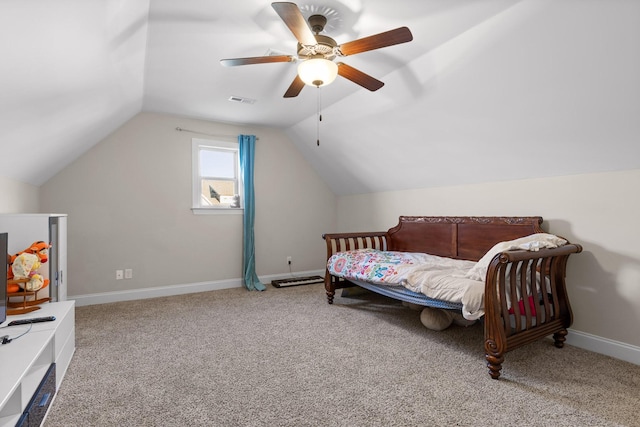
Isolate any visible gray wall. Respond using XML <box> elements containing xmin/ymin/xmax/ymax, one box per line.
<box><xmin>0</xmin><ymin>176</ymin><xmax>39</xmax><ymax>213</ymax></box>
<box><xmin>39</xmin><ymin>112</ymin><xmax>337</xmax><ymax>297</ymax></box>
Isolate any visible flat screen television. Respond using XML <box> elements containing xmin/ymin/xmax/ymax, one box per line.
<box><xmin>0</xmin><ymin>232</ymin><xmax>7</xmax><ymax>326</ymax></box>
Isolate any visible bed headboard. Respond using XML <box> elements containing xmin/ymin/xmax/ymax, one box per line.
<box><xmin>387</xmin><ymin>216</ymin><xmax>544</xmax><ymax>261</ymax></box>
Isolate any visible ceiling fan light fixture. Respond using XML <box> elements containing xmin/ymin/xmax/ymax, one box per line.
<box><xmin>297</xmin><ymin>58</ymin><xmax>338</xmax><ymax>87</ymax></box>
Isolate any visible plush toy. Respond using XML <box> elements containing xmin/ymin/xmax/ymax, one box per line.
<box><xmin>419</xmin><ymin>307</ymin><xmax>477</xmax><ymax>331</ymax></box>
<box><xmin>420</xmin><ymin>307</ymin><xmax>454</xmax><ymax>331</ymax></box>
<box><xmin>7</xmin><ymin>241</ymin><xmax>51</xmax><ymax>293</ymax></box>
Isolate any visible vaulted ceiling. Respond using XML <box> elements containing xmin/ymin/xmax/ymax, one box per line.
<box><xmin>1</xmin><ymin>0</ymin><xmax>638</xmax><ymax>195</ymax></box>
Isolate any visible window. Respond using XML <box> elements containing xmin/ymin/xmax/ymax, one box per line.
<box><xmin>192</xmin><ymin>138</ymin><xmax>243</xmax><ymax>213</ymax></box>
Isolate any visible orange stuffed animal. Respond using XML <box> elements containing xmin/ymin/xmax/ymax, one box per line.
<box><xmin>7</xmin><ymin>241</ymin><xmax>51</xmax><ymax>293</ymax></box>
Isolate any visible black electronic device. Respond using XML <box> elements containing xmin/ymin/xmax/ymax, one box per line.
<box><xmin>7</xmin><ymin>316</ymin><xmax>56</xmax><ymax>326</ymax></box>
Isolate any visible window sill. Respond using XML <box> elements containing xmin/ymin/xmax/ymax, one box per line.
<box><xmin>191</xmin><ymin>208</ymin><xmax>244</xmax><ymax>215</ymax></box>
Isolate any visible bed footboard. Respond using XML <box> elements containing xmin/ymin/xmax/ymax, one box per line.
<box><xmin>483</xmin><ymin>243</ymin><xmax>583</xmax><ymax>379</ymax></box>
<box><xmin>322</xmin><ymin>231</ymin><xmax>388</xmax><ymax>303</ymax></box>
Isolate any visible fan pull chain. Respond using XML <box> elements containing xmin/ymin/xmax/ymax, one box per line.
<box><xmin>316</xmin><ymin>87</ymin><xmax>322</xmax><ymax>146</ymax></box>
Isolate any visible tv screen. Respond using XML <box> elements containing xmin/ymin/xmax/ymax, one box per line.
<box><xmin>0</xmin><ymin>232</ymin><xmax>7</xmax><ymax>326</ymax></box>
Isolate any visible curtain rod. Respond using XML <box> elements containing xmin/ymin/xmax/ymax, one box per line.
<box><xmin>175</xmin><ymin>127</ymin><xmax>259</xmax><ymax>140</ymax></box>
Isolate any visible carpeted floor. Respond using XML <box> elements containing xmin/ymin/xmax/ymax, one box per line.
<box><xmin>45</xmin><ymin>283</ymin><xmax>640</xmax><ymax>427</ymax></box>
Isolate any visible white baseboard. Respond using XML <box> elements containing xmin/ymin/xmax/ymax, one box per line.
<box><xmin>70</xmin><ymin>269</ymin><xmax>325</xmax><ymax>307</ymax></box>
<box><xmin>71</xmin><ymin>279</ymin><xmax>243</xmax><ymax>306</ymax></box>
<box><xmin>566</xmin><ymin>328</ymin><xmax>640</xmax><ymax>366</ymax></box>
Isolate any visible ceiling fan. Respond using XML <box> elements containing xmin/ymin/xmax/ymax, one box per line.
<box><xmin>220</xmin><ymin>2</ymin><xmax>413</xmax><ymax>98</ymax></box>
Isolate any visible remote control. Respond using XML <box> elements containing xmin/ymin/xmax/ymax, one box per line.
<box><xmin>7</xmin><ymin>316</ymin><xmax>56</xmax><ymax>326</ymax></box>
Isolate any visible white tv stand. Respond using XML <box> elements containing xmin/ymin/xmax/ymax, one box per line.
<box><xmin>0</xmin><ymin>301</ymin><xmax>75</xmax><ymax>426</ymax></box>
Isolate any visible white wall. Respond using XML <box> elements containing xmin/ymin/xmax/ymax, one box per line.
<box><xmin>336</xmin><ymin>169</ymin><xmax>640</xmax><ymax>349</ymax></box>
<box><xmin>0</xmin><ymin>175</ymin><xmax>39</xmax><ymax>213</ymax></box>
<box><xmin>0</xmin><ymin>0</ymin><xmax>149</xmax><ymax>187</ymax></box>
<box><xmin>290</xmin><ymin>0</ymin><xmax>640</xmax><ymax>197</ymax></box>
<box><xmin>39</xmin><ymin>112</ymin><xmax>336</xmax><ymax>298</ymax></box>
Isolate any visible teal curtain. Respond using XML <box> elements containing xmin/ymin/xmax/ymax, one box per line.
<box><xmin>239</xmin><ymin>135</ymin><xmax>265</xmax><ymax>291</ymax></box>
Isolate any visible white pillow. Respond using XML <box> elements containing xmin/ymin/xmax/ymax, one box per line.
<box><xmin>465</xmin><ymin>233</ymin><xmax>567</xmax><ymax>281</ymax></box>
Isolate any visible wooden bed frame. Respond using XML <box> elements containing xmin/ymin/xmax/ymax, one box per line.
<box><xmin>323</xmin><ymin>216</ymin><xmax>583</xmax><ymax>379</ymax></box>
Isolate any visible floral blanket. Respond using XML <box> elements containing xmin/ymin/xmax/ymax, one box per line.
<box><xmin>327</xmin><ymin>249</ymin><xmax>432</xmax><ymax>285</ymax></box>
<box><xmin>327</xmin><ymin>248</ymin><xmax>485</xmax><ymax>320</ymax></box>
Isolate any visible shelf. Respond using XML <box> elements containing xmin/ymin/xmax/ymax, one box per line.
<box><xmin>0</xmin><ymin>301</ymin><xmax>75</xmax><ymax>426</ymax></box>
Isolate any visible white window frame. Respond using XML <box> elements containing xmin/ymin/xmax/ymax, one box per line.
<box><xmin>191</xmin><ymin>138</ymin><xmax>244</xmax><ymax>215</ymax></box>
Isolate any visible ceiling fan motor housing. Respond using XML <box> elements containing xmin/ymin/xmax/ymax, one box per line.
<box><xmin>308</xmin><ymin>14</ymin><xmax>327</xmax><ymax>33</ymax></box>
<box><xmin>297</xmin><ymin>35</ymin><xmax>338</xmax><ymax>60</ymax></box>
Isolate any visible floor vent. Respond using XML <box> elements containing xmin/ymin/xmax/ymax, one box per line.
<box><xmin>271</xmin><ymin>276</ymin><xmax>324</xmax><ymax>288</ymax></box>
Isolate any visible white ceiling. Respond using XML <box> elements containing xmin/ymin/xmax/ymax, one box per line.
<box><xmin>1</xmin><ymin>0</ymin><xmax>639</xmax><ymax>195</ymax></box>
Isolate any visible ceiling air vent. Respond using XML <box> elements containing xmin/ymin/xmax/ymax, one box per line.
<box><xmin>228</xmin><ymin>96</ymin><xmax>256</xmax><ymax>105</ymax></box>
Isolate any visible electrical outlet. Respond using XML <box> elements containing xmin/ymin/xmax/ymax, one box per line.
<box><xmin>124</xmin><ymin>269</ymin><xmax>133</xmax><ymax>279</ymax></box>
<box><xmin>116</xmin><ymin>270</ymin><xmax>123</xmax><ymax>280</ymax></box>
<box><xmin>287</xmin><ymin>256</ymin><xmax>292</xmax><ymax>265</ymax></box>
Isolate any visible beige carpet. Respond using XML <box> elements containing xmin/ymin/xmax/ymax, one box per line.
<box><xmin>45</xmin><ymin>283</ymin><xmax>640</xmax><ymax>427</ymax></box>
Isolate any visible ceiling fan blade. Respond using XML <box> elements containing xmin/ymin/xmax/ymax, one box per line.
<box><xmin>337</xmin><ymin>63</ymin><xmax>384</xmax><ymax>92</ymax></box>
<box><xmin>339</xmin><ymin>27</ymin><xmax>413</xmax><ymax>56</ymax></box>
<box><xmin>283</xmin><ymin>75</ymin><xmax>305</xmax><ymax>98</ymax></box>
<box><xmin>220</xmin><ymin>55</ymin><xmax>295</xmax><ymax>66</ymax></box>
<box><xmin>272</xmin><ymin>2</ymin><xmax>317</xmax><ymax>46</ymax></box>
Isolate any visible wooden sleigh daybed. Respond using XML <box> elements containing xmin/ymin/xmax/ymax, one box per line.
<box><xmin>323</xmin><ymin>216</ymin><xmax>582</xmax><ymax>379</ymax></box>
